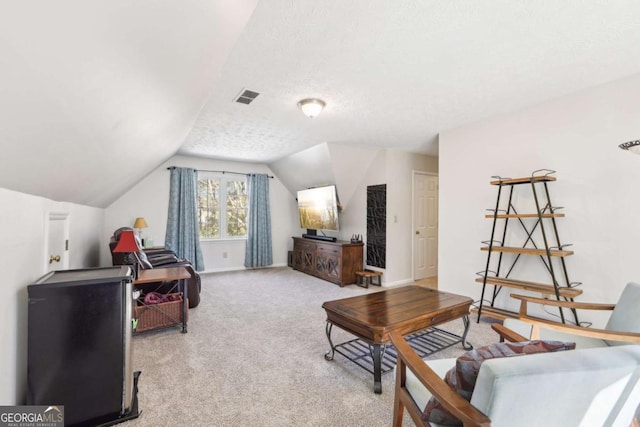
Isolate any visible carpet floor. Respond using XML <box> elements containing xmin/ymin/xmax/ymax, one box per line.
<box><xmin>123</xmin><ymin>267</ymin><xmax>498</xmax><ymax>427</ymax></box>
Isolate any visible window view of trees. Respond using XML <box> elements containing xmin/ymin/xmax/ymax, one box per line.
<box><xmin>198</xmin><ymin>178</ymin><xmax>220</xmax><ymax>238</ymax></box>
<box><xmin>198</xmin><ymin>177</ymin><xmax>247</xmax><ymax>239</ymax></box>
<box><xmin>226</xmin><ymin>180</ymin><xmax>247</xmax><ymax>237</ymax></box>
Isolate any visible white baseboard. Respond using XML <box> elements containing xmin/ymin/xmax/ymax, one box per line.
<box><xmin>198</xmin><ymin>267</ymin><xmax>412</xmax><ymax>289</ymax></box>
<box><xmin>382</xmin><ymin>277</ymin><xmax>414</xmax><ymax>287</ymax></box>
<box><xmin>200</xmin><ymin>263</ymin><xmax>288</xmax><ymax>275</ymax></box>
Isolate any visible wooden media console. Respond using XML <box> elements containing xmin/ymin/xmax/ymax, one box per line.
<box><xmin>292</xmin><ymin>237</ymin><xmax>363</xmax><ymax>286</ymax></box>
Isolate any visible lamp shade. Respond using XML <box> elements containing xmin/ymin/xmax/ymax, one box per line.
<box><xmin>297</xmin><ymin>98</ymin><xmax>326</xmax><ymax>118</ymax></box>
<box><xmin>112</xmin><ymin>230</ymin><xmax>142</xmax><ymax>253</ymax></box>
<box><xmin>133</xmin><ymin>217</ymin><xmax>148</xmax><ymax>229</ymax></box>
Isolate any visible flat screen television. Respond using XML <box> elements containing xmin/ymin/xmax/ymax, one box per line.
<box><xmin>297</xmin><ymin>185</ymin><xmax>339</xmax><ymax>235</ymax></box>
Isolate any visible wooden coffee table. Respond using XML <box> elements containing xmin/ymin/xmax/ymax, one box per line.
<box><xmin>322</xmin><ymin>285</ymin><xmax>473</xmax><ymax>393</ymax></box>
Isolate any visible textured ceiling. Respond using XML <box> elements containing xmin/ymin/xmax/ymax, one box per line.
<box><xmin>180</xmin><ymin>0</ymin><xmax>640</xmax><ymax>162</ymax></box>
<box><xmin>2</xmin><ymin>1</ymin><xmax>640</xmax><ymax>207</ymax></box>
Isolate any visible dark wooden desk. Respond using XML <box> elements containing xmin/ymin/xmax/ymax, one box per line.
<box><xmin>134</xmin><ymin>267</ymin><xmax>190</xmax><ymax>333</ymax></box>
<box><xmin>322</xmin><ymin>286</ymin><xmax>472</xmax><ymax>393</ymax></box>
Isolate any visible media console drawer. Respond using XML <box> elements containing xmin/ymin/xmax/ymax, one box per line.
<box><xmin>291</xmin><ymin>237</ymin><xmax>364</xmax><ymax>287</ymax></box>
<box><xmin>316</xmin><ymin>243</ymin><xmax>340</xmax><ymax>255</ymax></box>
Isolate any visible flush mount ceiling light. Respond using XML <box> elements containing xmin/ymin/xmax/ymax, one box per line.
<box><xmin>619</xmin><ymin>139</ymin><xmax>640</xmax><ymax>155</ymax></box>
<box><xmin>297</xmin><ymin>98</ymin><xmax>326</xmax><ymax>118</ymax></box>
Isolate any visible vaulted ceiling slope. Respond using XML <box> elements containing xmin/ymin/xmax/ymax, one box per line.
<box><xmin>0</xmin><ymin>1</ymin><xmax>258</xmax><ymax>207</ymax></box>
<box><xmin>2</xmin><ymin>1</ymin><xmax>640</xmax><ymax>208</ymax></box>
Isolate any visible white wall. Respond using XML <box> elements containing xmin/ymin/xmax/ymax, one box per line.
<box><xmin>270</xmin><ymin>142</ymin><xmax>386</xmax><ymax>212</ymax></box>
<box><xmin>338</xmin><ymin>149</ymin><xmax>438</xmax><ymax>285</ymax></box>
<box><xmin>280</xmin><ymin>143</ymin><xmax>385</xmax><ymax>241</ymax></box>
<box><xmin>385</xmin><ymin>150</ymin><xmax>438</xmax><ymax>285</ymax></box>
<box><xmin>269</xmin><ymin>143</ymin><xmax>335</xmax><ymax>196</ymax></box>
<box><xmin>334</xmin><ymin>149</ymin><xmax>386</xmax><ymax>243</ymax></box>
<box><xmin>270</xmin><ymin>142</ymin><xmax>438</xmax><ymax>285</ymax></box>
<box><xmin>0</xmin><ymin>187</ymin><xmax>104</xmax><ymax>405</ymax></box>
<box><xmin>439</xmin><ymin>73</ymin><xmax>640</xmax><ymax>328</ymax></box>
<box><xmin>104</xmin><ymin>154</ymin><xmax>298</xmax><ymax>272</ymax></box>
<box><xmin>328</xmin><ymin>144</ymin><xmax>381</xmax><ymax>211</ymax></box>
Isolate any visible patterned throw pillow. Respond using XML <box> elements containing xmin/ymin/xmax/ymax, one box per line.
<box><xmin>423</xmin><ymin>340</ymin><xmax>576</xmax><ymax>426</ymax></box>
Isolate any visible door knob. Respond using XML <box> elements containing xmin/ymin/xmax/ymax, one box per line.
<box><xmin>49</xmin><ymin>255</ymin><xmax>61</xmax><ymax>264</ymax></box>
<box><xmin>415</xmin><ymin>231</ymin><xmax>420</xmax><ymax>235</ymax></box>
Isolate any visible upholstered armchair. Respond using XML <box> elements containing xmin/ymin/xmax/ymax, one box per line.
<box><xmin>109</xmin><ymin>227</ymin><xmax>201</xmax><ymax>308</ymax></box>
<box><xmin>109</xmin><ymin>227</ymin><xmax>179</xmax><ymax>266</ymax></box>
<box><xmin>391</xmin><ymin>331</ymin><xmax>640</xmax><ymax>426</ymax></box>
<box><xmin>392</xmin><ymin>282</ymin><xmax>640</xmax><ymax>426</ymax></box>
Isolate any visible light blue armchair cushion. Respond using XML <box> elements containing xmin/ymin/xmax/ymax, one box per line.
<box><xmin>605</xmin><ymin>282</ymin><xmax>640</xmax><ymax>346</ymax></box>
<box><xmin>405</xmin><ymin>358</ymin><xmax>454</xmax><ymax>412</ymax></box>
<box><xmin>403</xmin><ymin>346</ymin><xmax>640</xmax><ymax>426</ymax></box>
<box><xmin>470</xmin><ymin>346</ymin><xmax>640</xmax><ymax>427</ymax></box>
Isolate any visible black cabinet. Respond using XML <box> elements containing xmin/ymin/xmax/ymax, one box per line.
<box><xmin>27</xmin><ymin>266</ymin><xmax>140</xmax><ymax>426</ymax></box>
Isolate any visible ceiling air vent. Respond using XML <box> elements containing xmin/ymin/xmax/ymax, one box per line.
<box><xmin>234</xmin><ymin>89</ymin><xmax>260</xmax><ymax>105</ymax></box>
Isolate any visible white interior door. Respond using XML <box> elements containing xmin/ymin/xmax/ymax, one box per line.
<box><xmin>413</xmin><ymin>173</ymin><xmax>438</xmax><ymax>280</ymax></box>
<box><xmin>46</xmin><ymin>212</ymin><xmax>69</xmax><ymax>272</ymax></box>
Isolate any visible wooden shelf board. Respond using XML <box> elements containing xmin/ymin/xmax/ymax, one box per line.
<box><xmin>475</xmin><ymin>277</ymin><xmax>583</xmax><ymax>298</ymax></box>
<box><xmin>485</xmin><ymin>213</ymin><xmax>565</xmax><ymax>219</ymax></box>
<box><xmin>471</xmin><ymin>306</ymin><xmax>519</xmax><ymax>321</ymax></box>
<box><xmin>471</xmin><ymin>306</ymin><xmax>550</xmax><ymax>323</ymax></box>
<box><xmin>480</xmin><ymin>246</ymin><xmax>573</xmax><ymax>257</ymax></box>
<box><xmin>490</xmin><ymin>176</ymin><xmax>556</xmax><ymax>186</ymax></box>
<box><xmin>469</xmin><ymin>305</ymin><xmax>546</xmax><ymax>320</ymax></box>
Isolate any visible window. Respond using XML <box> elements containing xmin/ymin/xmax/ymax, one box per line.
<box><xmin>198</xmin><ymin>175</ymin><xmax>247</xmax><ymax>239</ymax></box>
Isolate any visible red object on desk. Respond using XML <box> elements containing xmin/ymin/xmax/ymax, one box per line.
<box><xmin>112</xmin><ymin>230</ymin><xmax>142</xmax><ymax>278</ymax></box>
<box><xmin>112</xmin><ymin>230</ymin><xmax>141</xmax><ymax>253</ymax></box>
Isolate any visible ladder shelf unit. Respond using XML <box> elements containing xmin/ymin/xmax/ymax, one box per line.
<box><xmin>476</xmin><ymin>170</ymin><xmax>581</xmax><ymax>324</ymax></box>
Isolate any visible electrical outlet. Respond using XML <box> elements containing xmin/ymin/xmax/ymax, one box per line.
<box><xmin>223</xmin><ymin>252</ymin><xmax>228</xmax><ymax>259</ymax></box>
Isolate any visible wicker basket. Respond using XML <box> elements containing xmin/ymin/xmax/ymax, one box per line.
<box><xmin>134</xmin><ymin>293</ymin><xmax>187</xmax><ymax>332</ymax></box>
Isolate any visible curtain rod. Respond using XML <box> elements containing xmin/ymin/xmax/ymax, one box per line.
<box><xmin>167</xmin><ymin>166</ymin><xmax>273</xmax><ymax>179</ymax></box>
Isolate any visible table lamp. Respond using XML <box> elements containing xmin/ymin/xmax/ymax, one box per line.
<box><xmin>133</xmin><ymin>217</ymin><xmax>148</xmax><ymax>245</ymax></box>
<box><xmin>112</xmin><ymin>229</ymin><xmax>143</xmax><ymax>279</ymax></box>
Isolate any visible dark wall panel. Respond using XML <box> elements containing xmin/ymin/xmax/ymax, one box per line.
<box><xmin>366</xmin><ymin>184</ymin><xmax>386</xmax><ymax>268</ymax></box>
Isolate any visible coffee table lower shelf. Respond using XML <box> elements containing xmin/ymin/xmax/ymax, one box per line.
<box><xmin>328</xmin><ymin>327</ymin><xmax>466</xmax><ymax>376</ymax></box>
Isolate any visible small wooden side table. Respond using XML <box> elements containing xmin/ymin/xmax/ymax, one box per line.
<box><xmin>355</xmin><ymin>270</ymin><xmax>383</xmax><ymax>288</ymax></box>
<box><xmin>134</xmin><ymin>267</ymin><xmax>190</xmax><ymax>333</ymax></box>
